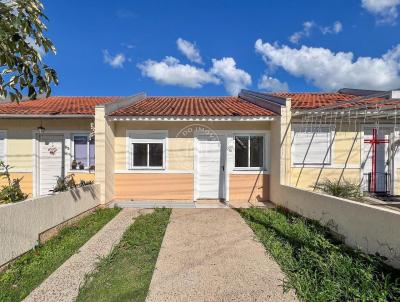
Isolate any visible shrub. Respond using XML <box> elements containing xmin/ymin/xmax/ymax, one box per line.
<box><xmin>0</xmin><ymin>161</ymin><xmax>28</xmax><ymax>204</ymax></box>
<box><xmin>314</xmin><ymin>178</ymin><xmax>361</xmax><ymax>199</ymax></box>
<box><xmin>52</xmin><ymin>175</ymin><xmax>94</xmax><ymax>193</ymax></box>
<box><xmin>52</xmin><ymin>174</ymin><xmax>77</xmax><ymax>193</ymax></box>
<box><xmin>79</xmin><ymin>180</ymin><xmax>94</xmax><ymax>187</ymax></box>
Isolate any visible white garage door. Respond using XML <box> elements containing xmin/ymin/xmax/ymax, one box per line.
<box><xmin>38</xmin><ymin>134</ymin><xmax>64</xmax><ymax>195</ymax></box>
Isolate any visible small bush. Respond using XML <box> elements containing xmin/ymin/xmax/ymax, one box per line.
<box><xmin>0</xmin><ymin>161</ymin><xmax>28</xmax><ymax>204</ymax></box>
<box><xmin>52</xmin><ymin>174</ymin><xmax>77</xmax><ymax>193</ymax></box>
<box><xmin>52</xmin><ymin>175</ymin><xmax>94</xmax><ymax>193</ymax></box>
<box><xmin>314</xmin><ymin>178</ymin><xmax>361</xmax><ymax>199</ymax></box>
<box><xmin>79</xmin><ymin>179</ymin><xmax>94</xmax><ymax>187</ymax></box>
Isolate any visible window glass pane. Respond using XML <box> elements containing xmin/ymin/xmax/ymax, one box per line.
<box><xmin>250</xmin><ymin>136</ymin><xmax>264</xmax><ymax>167</ymax></box>
<box><xmin>74</xmin><ymin>136</ymin><xmax>88</xmax><ymax>168</ymax></box>
<box><xmin>235</xmin><ymin>136</ymin><xmax>249</xmax><ymax>167</ymax></box>
<box><xmin>133</xmin><ymin>143</ymin><xmax>147</xmax><ymax>166</ymax></box>
<box><xmin>89</xmin><ymin>137</ymin><xmax>95</xmax><ymax>166</ymax></box>
<box><xmin>149</xmin><ymin>143</ymin><xmax>163</xmax><ymax>167</ymax></box>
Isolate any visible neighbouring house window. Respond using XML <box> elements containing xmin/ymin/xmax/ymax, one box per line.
<box><xmin>235</xmin><ymin>135</ymin><xmax>264</xmax><ymax>168</ymax></box>
<box><xmin>129</xmin><ymin>132</ymin><xmax>166</xmax><ymax>169</ymax></box>
<box><xmin>72</xmin><ymin>134</ymin><xmax>94</xmax><ymax>169</ymax></box>
<box><xmin>0</xmin><ymin>131</ymin><xmax>6</xmax><ymax>163</ymax></box>
<box><xmin>292</xmin><ymin>126</ymin><xmax>332</xmax><ymax>165</ymax></box>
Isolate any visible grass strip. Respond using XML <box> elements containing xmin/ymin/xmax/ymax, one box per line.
<box><xmin>76</xmin><ymin>208</ymin><xmax>171</xmax><ymax>302</ymax></box>
<box><xmin>238</xmin><ymin>207</ymin><xmax>400</xmax><ymax>302</ymax></box>
<box><xmin>0</xmin><ymin>208</ymin><xmax>121</xmax><ymax>302</ymax></box>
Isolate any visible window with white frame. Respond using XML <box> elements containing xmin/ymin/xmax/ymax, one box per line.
<box><xmin>72</xmin><ymin>134</ymin><xmax>94</xmax><ymax>169</ymax></box>
<box><xmin>0</xmin><ymin>131</ymin><xmax>6</xmax><ymax>163</ymax></box>
<box><xmin>234</xmin><ymin>135</ymin><xmax>264</xmax><ymax>168</ymax></box>
<box><xmin>129</xmin><ymin>132</ymin><xmax>166</xmax><ymax>169</ymax></box>
<box><xmin>292</xmin><ymin>125</ymin><xmax>332</xmax><ymax>165</ymax></box>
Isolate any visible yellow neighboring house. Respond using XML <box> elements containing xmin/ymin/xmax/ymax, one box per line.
<box><xmin>0</xmin><ymin>89</ymin><xmax>398</xmax><ymax>205</ymax></box>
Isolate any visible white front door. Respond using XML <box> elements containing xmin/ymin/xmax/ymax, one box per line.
<box><xmin>38</xmin><ymin>134</ymin><xmax>64</xmax><ymax>195</ymax></box>
<box><xmin>195</xmin><ymin>135</ymin><xmax>225</xmax><ymax>200</ymax></box>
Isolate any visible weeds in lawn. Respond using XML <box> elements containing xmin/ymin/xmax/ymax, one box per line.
<box><xmin>76</xmin><ymin>208</ymin><xmax>171</xmax><ymax>302</ymax></box>
<box><xmin>0</xmin><ymin>208</ymin><xmax>120</xmax><ymax>302</ymax></box>
<box><xmin>239</xmin><ymin>207</ymin><xmax>400</xmax><ymax>302</ymax></box>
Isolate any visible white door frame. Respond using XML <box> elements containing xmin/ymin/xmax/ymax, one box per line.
<box><xmin>194</xmin><ymin>133</ymin><xmax>227</xmax><ymax>201</ymax></box>
<box><xmin>33</xmin><ymin>132</ymin><xmax>66</xmax><ymax>197</ymax></box>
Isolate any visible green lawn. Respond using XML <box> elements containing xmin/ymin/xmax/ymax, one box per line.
<box><xmin>0</xmin><ymin>208</ymin><xmax>121</xmax><ymax>302</ymax></box>
<box><xmin>76</xmin><ymin>208</ymin><xmax>171</xmax><ymax>302</ymax></box>
<box><xmin>239</xmin><ymin>207</ymin><xmax>400</xmax><ymax>302</ymax></box>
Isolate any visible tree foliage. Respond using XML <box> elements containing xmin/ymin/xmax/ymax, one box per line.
<box><xmin>0</xmin><ymin>0</ymin><xmax>57</xmax><ymax>101</ymax></box>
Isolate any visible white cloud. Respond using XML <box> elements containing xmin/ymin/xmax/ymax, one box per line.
<box><xmin>137</xmin><ymin>56</ymin><xmax>219</xmax><ymax>88</ymax></box>
<box><xmin>289</xmin><ymin>21</ymin><xmax>315</xmax><ymax>44</ymax></box>
<box><xmin>258</xmin><ymin>75</ymin><xmax>289</xmax><ymax>92</ymax></box>
<box><xmin>255</xmin><ymin>39</ymin><xmax>400</xmax><ymax>91</ymax></box>
<box><xmin>137</xmin><ymin>55</ymin><xmax>251</xmax><ymax>95</ymax></box>
<box><xmin>321</xmin><ymin>21</ymin><xmax>343</xmax><ymax>34</ymax></box>
<box><xmin>210</xmin><ymin>57</ymin><xmax>252</xmax><ymax>95</ymax></box>
<box><xmin>290</xmin><ymin>21</ymin><xmax>343</xmax><ymax>44</ymax></box>
<box><xmin>176</xmin><ymin>38</ymin><xmax>203</xmax><ymax>64</ymax></box>
<box><xmin>362</xmin><ymin>0</ymin><xmax>400</xmax><ymax>24</ymax></box>
<box><xmin>103</xmin><ymin>50</ymin><xmax>126</xmax><ymax>68</ymax></box>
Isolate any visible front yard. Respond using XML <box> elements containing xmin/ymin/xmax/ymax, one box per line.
<box><xmin>239</xmin><ymin>207</ymin><xmax>400</xmax><ymax>302</ymax></box>
<box><xmin>0</xmin><ymin>208</ymin><xmax>121</xmax><ymax>302</ymax></box>
<box><xmin>76</xmin><ymin>208</ymin><xmax>171</xmax><ymax>302</ymax></box>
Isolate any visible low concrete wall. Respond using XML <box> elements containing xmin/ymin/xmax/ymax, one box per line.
<box><xmin>0</xmin><ymin>184</ymin><xmax>101</xmax><ymax>266</ymax></box>
<box><xmin>272</xmin><ymin>185</ymin><xmax>400</xmax><ymax>268</ymax></box>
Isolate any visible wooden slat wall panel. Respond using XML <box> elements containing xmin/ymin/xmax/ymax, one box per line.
<box><xmin>229</xmin><ymin>174</ymin><xmax>269</xmax><ymax>202</ymax></box>
<box><xmin>114</xmin><ymin>173</ymin><xmax>194</xmax><ymax>200</ymax></box>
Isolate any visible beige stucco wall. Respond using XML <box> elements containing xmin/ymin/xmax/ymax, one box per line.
<box><xmin>290</xmin><ymin>122</ymin><xmax>364</xmax><ymax>190</ymax></box>
<box><xmin>0</xmin><ymin>172</ymin><xmax>33</xmax><ymax>196</ymax></box>
<box><xmin>95</xmin><ymin>108</ymin><xmax>115</xmax><ymax>204</ymax></box>
<box><xmin>0</xmin><ymin>119</ymin><xmax>93</xmax><ymax>197</ymax></box>
<box><xmin>67</xmin><ymin>172</ymin><xmax>95</xmax><ymax>184</ymax></box>
<box><xmin>114</xmin><ymin>121</ymin><xmax>271</xmax><ymax>171</ymax></box>
<box><xmin>333</xmin><ymin>130</ymin><xmax>361</xmax><ymax>166</ymax></box>
<box><xmin>291</xmin><ymin>168</ymin><xmax>361</xmax><ymax>189</ymax></box>
<box><xmin>0</xmin><ymin>119</ymin><xmax>92</xmax><ymax>171</ymax></box>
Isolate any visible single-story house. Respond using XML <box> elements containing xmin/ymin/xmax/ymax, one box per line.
<box><xmin>0</xmin><ymin>88</ymin><xmax>398</xmax><ymax>205</ymax></box>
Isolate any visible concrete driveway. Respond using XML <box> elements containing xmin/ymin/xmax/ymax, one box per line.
<box><xmin>146</xmin><ymin>208</ymin><xmax>297</xmax><ymax>302</ymax></box>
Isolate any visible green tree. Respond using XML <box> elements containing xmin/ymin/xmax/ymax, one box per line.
<box><xmin>0</xmin><ymin>0</ymin><xmax>57</xmax><ymax>101</ymax></box>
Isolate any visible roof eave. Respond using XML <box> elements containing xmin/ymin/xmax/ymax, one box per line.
<box><xmin>107</xmin><ymin>115</ymin><xmax>276</xmax><ymax>122</ymax></box>
<box><xmin>0</xmin><ymin>114</ymin><xmax>94</xmax><ymax>119</ymax></box>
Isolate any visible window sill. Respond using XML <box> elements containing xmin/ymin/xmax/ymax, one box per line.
<box><xmin>69</xmin><ymin>169</ymin><xmax>95</xmax><ymax>174</ymax></box>
<box><xmin>231</xmin><ymin>170</ymin><xmax>268</xmax><ymax>175</ymax></box>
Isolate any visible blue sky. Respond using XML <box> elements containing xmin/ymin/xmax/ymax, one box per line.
<box><xmin>42</xmin><ymin>0</ymin><xmax>400</xmax><ymax>96</ymax></box>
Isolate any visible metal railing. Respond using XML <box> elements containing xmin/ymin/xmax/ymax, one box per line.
<box><xmin>363</xmin><ymin>172</ymin><xmax>391</xmax><ymax>194</ymax></box>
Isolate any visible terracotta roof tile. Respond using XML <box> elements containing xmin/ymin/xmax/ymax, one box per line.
<box><xmin>110</xmin><ymin>96</ymin><xmax>276</xmax><ymax>117</ymax></box>
<box><xmin>0</xmin><ymin>96</ymin><xmax>119</xmax><ymax>115</ymax></box>
<box><xmin>273</xmin><ymin>92</ymin><xmax>391</xmax><ymax>110</ymax></box>
<box><xmin>273</xmin><ymin>92</ymin><xmax>360</xmax><ymax>109</ymax></box>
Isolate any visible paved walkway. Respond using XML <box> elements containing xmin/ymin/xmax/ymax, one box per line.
<box><xmin>146</xmin><ymin>209</ymin><xmax>298</xmax><ymax>302</ymax></box>
<box><xmin>24</xmin><ymin>208</ymin><xmax>150</xmax><ymax>302</ymax></box>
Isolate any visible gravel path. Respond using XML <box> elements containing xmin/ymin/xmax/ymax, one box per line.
<box><xmin>146</xmin><ymin>208</ymin><xmax>298</xmax><ymax>302</ymax></box>
<box><xmin>23</xmin><ymin>208</ymin><xmax>149</xmax><ymax>302</ymax></box>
